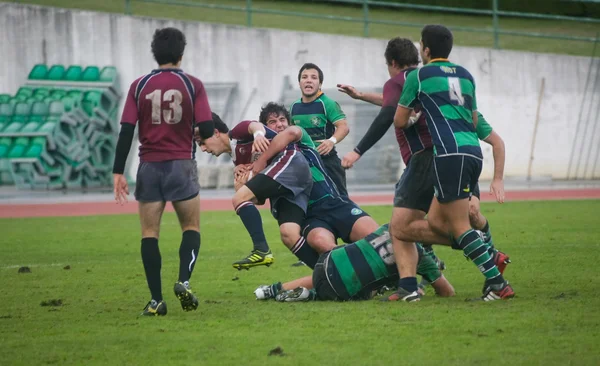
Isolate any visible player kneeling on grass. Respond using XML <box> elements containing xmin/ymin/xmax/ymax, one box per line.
<box><xmin>254</xmin><ymin>224</ymin><xmax>454</xmax><ymax>302</ymax></box>
<box><xmin>197</xmin><ymin>111</ymin><xmax>321</xmax><ymax>270</ymax></box>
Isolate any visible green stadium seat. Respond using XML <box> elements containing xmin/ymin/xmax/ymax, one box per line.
<box><xmin>3</xmin><ymin>122</ymin><xmax>25</xmax><ymax>133</ymax></box>
<box><xmin>50</xmin><ymin>89</ymin><xmax>67</xmax><ymax>100</ymax></box>
<box><xmin>32</xmin><ymin>94</ymin><xmax>46</xmax><ymax>101</ymax></box>
<box><xmin>0</xmin><ymin>94</ymin><xmax>11</xmax><ymax>104</ymax></box>
<box><xmin>61</xmin><ymin>97</ymin><xmax>76</xmax><ymax>112</ymax></box>
<box><xmin>82</xmin><ymin>66</ymin><xmax>100</xmax><ymax>82</ymax></box>
<box><xmin>65</xmin><ymin>65</ymin><xmax>83</xmax><ymax>81</ymax></box>
<box><xmin>28</xmin><ymin>64</ymin><xmax>48</xmax><ymax>80</ymax></box>
<box><xmin>99</xmin><ymin>66</ymin><xmax>117</xmax><ymax>82</ymax></box>
<box><xmin>24</xmin><ymin>137</ymin><xmax>46</xmax><ymax>158</ymax></box>
<box><xmin>47</xmin><ymin>65</ymin><xmax>66</xmax><ymax>81</ymax></box>
<box><xmin>82</xmin><ymin>91</ymin><xmax>103</xmax><ymax>116</ymax></box>
<box><xmin>29</xmin><ymin>102</ymin><xmax>49</xmax><ymax>123</ymax></box>
<box><xmin>38</xmin><ymin>121</ymin><xmax>58</xmax><ymax>134</ymax></box>
<box><xmin>8</xmin><ymin>137</ymin><xmax>29</xmax><ymax>158</ymax></box>
<box><xmin>10</xmin><ymin>103</ymin><xmax>31</xmax><ymax>124</ymax></box>
<box><xmin>66</xmin><ymin>90</ymin><xmax>83</xmax><ymax>103</ymax></box>
<box><xmin>16</xmin><ymin>87</ymin><xmax>34</xmax><ymax>99</ymax></box>
<box><xmin>20</xmin><ymin>122</ymin><xmax>40</xmax><ymax>133</ymax></box>
<box><xmin>0</xmin><ymin>137</ymin><xmax>11</xmax><ymax>157</ymax></box>
<box><xmin>49</xmin><ymin>101</ymin><xmax>65</xmax><ymax>116</ymax></box>
<box><xmin>0</xmin><ymin>103</ymin><xmax>14</xmax><ymax>125</ymax></box>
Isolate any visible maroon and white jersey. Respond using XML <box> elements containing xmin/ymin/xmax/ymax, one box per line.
<box><xmin>120</xmin><ymin>68</ymin><xmax>212</xmax><ymax>162</ymax></box>
<box><xmin>228</xmin><ymin>120</ymin><xmax>279</xmax><ymax>166</ymax></box>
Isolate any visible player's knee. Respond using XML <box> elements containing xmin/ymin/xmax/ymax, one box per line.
<box><xmin>469</xmin><ymin>204</ymin><xmax>480</xmax><ymax>224</ymax></box>
<box><xmin>279</xmin><ymin>227</ymin><xmax>300</xmax><ymax>248</ymax></box>
<box><xmin>307</xmin><ymin>230</ymin><xmax>336</xmax><ymax>253</ymax></box>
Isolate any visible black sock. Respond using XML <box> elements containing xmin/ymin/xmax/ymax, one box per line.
<box><xmin>398</xmin><ymin>277</ymin><xmax>418</xmax><ymax>293</ymax></box>
<box><xmin>141</xmin><ymin>238</ymin><xmax>162</xmax><ymax>302</ymax></box>
<box><xmin>178</xmin><ymin>230</ymin><xmax>200</xmax><ymax>283</ymax></box>
<box><xmin>235</xmin><ymin>202</ymin><xmax>270</xmax><ymax>253</ymax></box>
<box><xmin>290</xmin><ymin>237</ymin><xmax>320</xmax><ymax>269</ymax></box>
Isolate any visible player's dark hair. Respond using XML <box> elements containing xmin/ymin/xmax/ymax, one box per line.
<box><xmin>151</xmin><ymin>27</ymin><xmax>187</xmax><ymax>66</ymax></box>
<box><xmin>298</xmin><ymin>63</ymin><xmax>324</xmax><ymax>84</ymax></box>
<box><xmin>259</xmin><ymin>102</ymin><xmax>290</xmax><ymax>125</ymax></box>
<box><xmin>421</xmin><ymin>25</ymin><xmax>453</xmax><ymax>59</ymax></box>
<box><xmin>211</xmin><ymin>112</ymin><xmax>229</xmax><ymax>133</ymax></box>
<box><xmin>384</xmin><ymin>37</ymin><xmax>419</xmax><ymax>68</ymax></box>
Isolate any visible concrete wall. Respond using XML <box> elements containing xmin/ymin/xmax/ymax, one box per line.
<box><xmin>1</xmin><ymin>3</ymin><xmax>599</xmax><ymax>182</ymax></box>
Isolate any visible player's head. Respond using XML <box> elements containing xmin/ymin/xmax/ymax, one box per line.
<box><xmin>198</xmin><ymin>112</ymin><xmax>230</xmax><ymax>156</ymax></box>
<box><xmin>259</xmin><ymin>102</ymin><xmax>290</xmax><ymax>133</ymax></box>
<box><xmin>420</xmin><ymin>25</ymin><xmax>453</xmax><ymax>64</ymax></box>
<box><xmin>298</xmin><ymin>63</ymin><xmax>323</xmax><ymax>98</ymax></box>
<box><xmin>151</xmin><ymin>27</ymin><xmax>187</xmax><ymax>67</ymax></box>
<box><xmin>384</xmin><ymin>37</ymin><xmax>420</xmax><ymax>77</ymax></box>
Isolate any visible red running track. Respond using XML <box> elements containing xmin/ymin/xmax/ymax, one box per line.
<box><xmin>0</xmin><ymin>188</ymin><xmax>599</xmax><ymax>218</ymax></box>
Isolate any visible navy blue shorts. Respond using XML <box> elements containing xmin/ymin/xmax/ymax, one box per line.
<box><xmin>394</xmin><ymin>148</ymin><xmax>435</xmax><ymax>213</ymax></box>
<box><xmin>433</xmin><ymin>155</ymin><xmax>482</xmax><ymax>203</ymax></box>
<box><xmin>472</xmin><ymin>183</ymin><xmax>481</xmax><ymax>200</ymax></box>
<box><xmin>302</xmin><ymin>197</ymin><xmax>370</xmax><ymax>243</ymax></box>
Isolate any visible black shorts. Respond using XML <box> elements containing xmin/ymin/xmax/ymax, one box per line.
<box><xmin>302</xmin><ymin>197</ymin><xmax>370</xmax><ymax>243</ymax></box>
<box><xmin>433</xmin><ymin>155</ymin><xmax>483</xmax><ymax>203</ymax></box>
<box><xmin>245</xmin><ymin>174</ymin><xmax>305</xmax><ymax>227</ymax></box>
<box><xmin>394</xmin><ymin>149</ymin><xmax>435</xmax><ymax>213</ymax></box>
<box><xmin>321</xmin><ymin>152</ymin><xmax>347</xmax><ymax>197</ymax></box>
<box><xmin>471</xmin><ymin>183</ymin><xmax>481</xmax><ymax>200</ymax></box>
<box><xmin>135</xmin><ymin>160</ymin><xmax>199</xmax><ymax>202</ymax></box>
<box><xmin>312</xmin><ymin>252</ymin><xmax>344</xmax><ymax>301</ymax></box>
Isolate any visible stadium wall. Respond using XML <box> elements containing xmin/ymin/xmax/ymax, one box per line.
<box><xmin>1</xmin><ymin>3</ymin><xmax>599</xmax><ymax>182</ymax></box>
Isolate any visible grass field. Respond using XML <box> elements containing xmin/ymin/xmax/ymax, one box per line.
<box><xmin>8</xmin><ymin>0</ymin><xmax>600</xmax><ymax>56</ymax></box>
<box><xmin>1</xmin><ymin>200</ymin><xmax>600</xmax><ymax>365</ymax></box>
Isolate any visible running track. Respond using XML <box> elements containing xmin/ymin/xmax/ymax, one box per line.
<box><xmin>1</xmin><ymin>188</ymin><xmax>599</xmax><ymax>218</ymax></box>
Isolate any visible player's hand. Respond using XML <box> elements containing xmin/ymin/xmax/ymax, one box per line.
<box><xmin>337</xmin><ymin>84</ymin><xmax>361</xmax><ymax>100</ymax></box>
<box><xmin>234</xmin><ymin>164</ymin><xmax>250</xmax><ymax>180</ymax></box>
<box><xmin>250</xmin><ymin>158</ymin><xmax>267</xmax><ymax>177</ymax></box>
<box><xmin>407</xmin><ymin>111</ymin><xmax>422</xmax><ymax>127</ymax></box>
<box><xmin>252</xmin><ymin>134</ymin><xmax>270</xmax><ymax>153</ymax></box>
<box><xmin>490</xmin><ymin>178</ymin><xmax>505</xmax><ymax>203</ymax></box>
<box><xmin>316</xmin><ymin>139</ymin><xmax>335</xmax><ymax>155</ymax></box>
<box><xmin>342</xmin><ymin>151</ymin><xmax>361</xmax><ymax>169</ymax></box>
<box><xmin>113</xmin><ymin>174</ymin><xmax>129</xmax><ymax>205</ymax></box>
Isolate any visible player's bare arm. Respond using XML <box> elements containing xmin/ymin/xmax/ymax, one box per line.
<box><xmin>393</xmin><ymin>105</ymin><xmax>413</xmax><ymax>129</ymax></box>
<box><xmin>337</xmin><ymin>84</ymin><xmax>384</xmax><ymax>106</ymax></box>
<box><xmin>472</xmin><ymin>110</ymin><xmax>479</xmax><ymax>129</ymax></box>
<box><xmin>484</xmin><ymin>130</ymin><xmax>506</xmax><ymax>203</ymax></box>
<box><xmin>317</xmin><ymin>119</ymin><xmax>348</xmax><ymax>155</ymax></box>
<box><xmin>251</xmin><ymin>126</ymin><xmax>302</xmax><ymax>175</ymax></box>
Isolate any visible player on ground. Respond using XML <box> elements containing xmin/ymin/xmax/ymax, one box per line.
<box><xmin>290</xmin><ymin>63</ymin><xmax>350</xmax><ymax>196</ymax></box>
<box><xmin>112</xmin><ymin>27</ymin><xmax>214</xmax><ymax>316</ymax></box>
<box><xmin>393</xmin><ymin>25</ymin><xmax>514</xmax><ymax>301</ymax></box>
<box><xmin>197</xmin><ymin>109</ymin><xmax>317</xmax><ymax>270</ymax></box>
<box><xmin>254</xmin><ymin>224</ymin><xmax>454</xmax><ymax>302</ymax></box>
<box><xmin>251</xmin><ymin>104</ymin><xmax>380</xmax><ymax>256</ymax></box>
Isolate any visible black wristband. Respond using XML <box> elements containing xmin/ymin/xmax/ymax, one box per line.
<box><xmin>112</xmin><ymin>123</ymin><xmax>135</xmax><ymax>174</ymax></box>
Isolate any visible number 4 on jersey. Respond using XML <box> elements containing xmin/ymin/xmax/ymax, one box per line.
<box><xmin>146</xmin><ymin>89</ymin><xmax>183</xmax><ymax>124</ymax></box>
<box><xmin>448</xmin><ymin>77</ymin><xmax>465</xmax><ymax>106</ymax></box>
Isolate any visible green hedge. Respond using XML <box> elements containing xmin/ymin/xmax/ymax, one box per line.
<box><xmin>294</xmin><ymin>0</ymin><xmax>600</xmax><ymax>18</ymax></box>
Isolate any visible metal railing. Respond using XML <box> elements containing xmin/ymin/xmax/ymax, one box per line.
<box><xmin>121</xmin><ymin>0</ymin><xmax>600</xmax><ymax>48</ymax></box>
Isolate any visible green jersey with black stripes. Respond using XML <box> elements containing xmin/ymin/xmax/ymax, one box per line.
<box><xmin>290</xmin><ymin>92</ymin><xmax>346</xmax><ymax>148</ymax></box>
<box><xmin>399</xmin><ymin>59</ymin><xmax>482</xmax><ymax>159</ymax></box>
<box><xmin>327</xmin><ymin>224</ymin><xmax>441</xmax><ymax>299</ymax></box>
<box><xmin>475</xmin><ymin>112</ymin><xmax>493</xmax><ymax>141</ymax></box>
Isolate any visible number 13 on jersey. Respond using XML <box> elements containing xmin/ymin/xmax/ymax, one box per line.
<box><xmin>146</xmin><ymin>89</ymin><xmax>183</xmax><ymax>124</ymax></box>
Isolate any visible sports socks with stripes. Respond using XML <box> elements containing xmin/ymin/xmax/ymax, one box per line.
<box><xmin>457</xmin><ymin>229</ymin><xmax>503</xmax><ymax>285</ymax></box>
<box><xmin>290</xmin><ymin>236</ymin><xmax>320</xmax><ymax>269</ymax></box>
<box><xmin>235</xmin><ymin>201</ymin><xmax>270</xmax><ymax>253</ymax></box>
